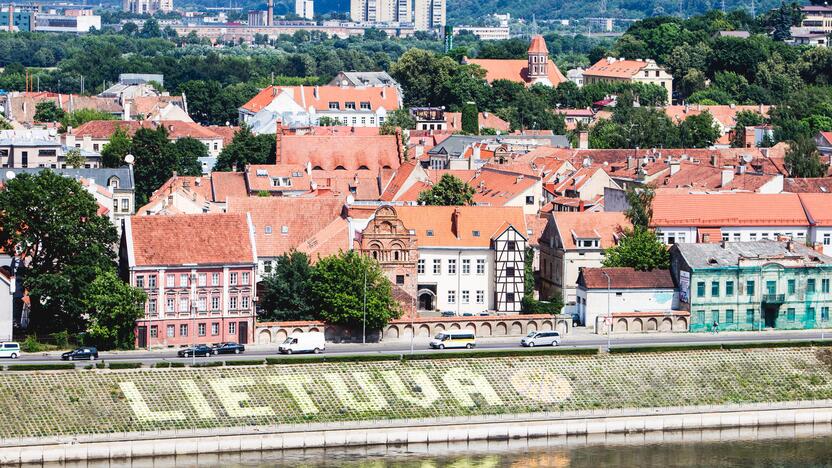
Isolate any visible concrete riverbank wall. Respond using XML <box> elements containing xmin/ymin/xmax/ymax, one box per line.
<box><xmin>4</xmin><ymin>346</ymin><xmax>832</xmax><ymax>462</ymax></box>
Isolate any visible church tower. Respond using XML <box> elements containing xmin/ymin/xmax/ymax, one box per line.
<box><xmin>527</xmin><ymin>35</ymin><xmax>551</xmax><ymax>85</ymax></box>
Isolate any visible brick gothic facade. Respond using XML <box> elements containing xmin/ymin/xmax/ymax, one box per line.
<box><xmin>358</xmin><ymin>206</ymin><xmax>418</xmax><ymax>314</ymax></box>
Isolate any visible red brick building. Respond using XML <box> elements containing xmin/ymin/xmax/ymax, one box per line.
<box><xmin>120</xmin><ymin>213</ymin><xmax>257</xmax><ymax>348</ymax></box>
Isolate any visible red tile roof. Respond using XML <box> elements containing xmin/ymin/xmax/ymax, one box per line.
<box><xmin>394</xmin><ymin>206</ymin><xmax>526</xmax><ymax>248</ymax></box>
<box><xmin>444</xmin><ymin>112</ymin><xmax>510</xmax><ymax>132</ymax></box>
<box><xmin>394</xmin><ymin>168</ymin><xmax>538</xmax><ymax>207</ymax></box>
<box><xmin>651</xmin><ymin>193</ymin><xmax>810</xmax><ymax>227</ymax></box>
<box><xmin>297</xmin><ymin>216</ymin><xmax>351</xmax><ymax>261</ymax></box>
<box><xmin>245</xmin><ymin>164</ymin><xmax>312</xmax><ymax>193</ymax></box>
<box><xmin>226</xmin><ymin>196</ymin><xmax>345</xmax><ymax>258</ymax></box>
<box><xmin>240</xmin><ymin>85</ymin><xmax>401</xmax><ymax>114</ymax></box>
<box><xmin>211</xmin><ymin>172</ymin><xmax>248</xmax><ymax>202</ymax></box>
<box><xmin>466</xmin><ymin>59</ymin><xmax>566</xmax><ymax>87</ymax></box>
<box><xmin>664</xmin><ymin>105</ymin><xmax>770</xmax><ymax>130</ymax></box>
<box><xmin>552</xmin><ymin>211</ymin><xmax>631</xmax><ymax>249</ymax></box>
<box><xmin>528</xmin><ymin>35</ymin><xmax>549</xmax><ymax>54</ymax></box>
<box><xmin>380</xmin><ymin>160</ymin><xmax>419</xmax><ymax>201</ymax></box>
<box><xmin>73</xmin><ymin>120</ymin><xmax>221</xmax><ymax>140</ymax></box>
<box><xmin>579</xmin><ymin>268</ymin><xmax>675</xmax><ymax>289</ymax></box>
<box><xmin>798</xmin><ymin>193</ymin><xmax>832</xmax><ymax>226</ymax></box>
<box><xmin>784</xmin><ymin>178</ymin><xmax>832</xmax><ymax>193</ymax></box>
<box><xmin>128</xmin><ymin>213</ymin><xmax>255</xmax><ymax>266</ymax></box>
<box><xmin>584</xmin><ymin>58</ymin><xmax>650</xmax><ymax>79</ymax></box>
<box><xmin>277</xmin><ymin>133</ymin><xmax>404</xmax><ymax>172</ymax></box>
<box><xmin>206</xmin><ymin>125</ymin><xmax>240</xmax><ymax>146</ymax></box>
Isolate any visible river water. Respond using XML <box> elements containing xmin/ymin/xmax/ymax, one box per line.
<box><xmin>60</xmin><ymin>425</ymin><xmax>832</xmax><ymax>468</ymax></box>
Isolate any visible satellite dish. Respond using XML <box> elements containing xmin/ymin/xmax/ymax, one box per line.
<box><xmin>124</xmin><ymin>154</ymin><xmax>135</xmax><ymax>165</ymax></box>
<box><xmin>742</xmin><ymin>154</ymin><xmax>754</xmax><ymax>163</ymax></box>
<box><xmin>5</xmin><ymin>171</ymin><xmax>15</xmax><ymax>180</ymax></box>
<box><xmin>346</xmin><ymin>194</ymin><xmax>355</xmax><ymax>205</ymax></box>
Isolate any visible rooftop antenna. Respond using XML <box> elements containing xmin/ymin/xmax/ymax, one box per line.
<box><xmin>530</xmin><ymin>14</ymin><xmax>538</xmax><ymax>36</ymax></box>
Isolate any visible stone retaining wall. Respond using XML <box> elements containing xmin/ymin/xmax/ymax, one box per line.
<box><xmin>255</xmin><ymin>314</ymin><xmax>572</xmax><ymax>344</ymax></box>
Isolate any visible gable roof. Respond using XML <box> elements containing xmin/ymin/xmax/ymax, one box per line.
<box><xmin>210</xmin><ymin>171</ymin><xmax>248</xmax><ymax>202</ymax></box>
<box><xmin>578</xmin><ymin>268</ymin><xmax>675</xmax><ymax>290</ymax></box>
<box><xmin>277</xmin><ymin>132</ymin><xmax>403</xmax><ymax>172</ymax></box>
<box><xmin>651</xmin><ymin>193</ymin><xmax>810</xmax><ymax>227</ymax></box>
<box><xmin>551</xmin><ymin>211</ymin><xmax>631</xmax><ymax>249</ymax></box>
<box><xmin>240</xmin><ymin>85</ymin><xmax>401</xmax><ymax>114</ymax></box>
<box><xmin>226</xmin><ymin>196</ymin><xmax>345</xmax><ymax>258</ymax></box>
<box><xmin>73</xmin><ymin>120</ymin><xmax>220</xmax><ymax>140</ymax></box>
<box><xmin>128</xmin><ymin>213</ymin><xmax>255</xmax><ymax>267</ymax></box>
<box><xmin>798</xmin><ymin>193</ymin><xmax>832</xmax><ymax>226</ymax></box>
<box><xmin>394</xmin><ymin>206</ymin><xmax>526</xmax><ymax>248</ymax></box>
<box><xmin>584</xmin><ymin>58</ymin><xmax>650</xmax><ymax>79</ymax></box>
<box><xmin>465</xmin><ymin>58</ymin><xmax>567</xmax><ymax>86</ymax></box>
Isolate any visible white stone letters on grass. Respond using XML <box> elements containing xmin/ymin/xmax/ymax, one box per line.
<box><xmin>210</xmin><ymin>378</ymin><xmax>276</xmax><ymax>418</ymax></box>
<box><xmin>442</xmin><ymin>368</ymin><xmax>504</xmax><ymax>407</ymax></box>
<box><xmin>119</xmin><ymin>382</ymin><xmax>186</xmax><ymax>422</ymax></box>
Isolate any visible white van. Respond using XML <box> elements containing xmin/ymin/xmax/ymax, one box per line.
<box><xmin>520</xmin><ymin>331</ymin><xmax>561</xmax><ymax>347</ymax></box>
<box><xmin>278</xmin><ymin>332</ymin><xmax>325</xmax><ymax>354</ymax></box>
<box><xmin>0</xmin><ymin>342</ymin><xmax>20</xmax><ymax>359</ymax></box>
<box><xmin>429</xmin><ymin>331</ymin><xmax>476</xmax><ymax>349</ymax></box>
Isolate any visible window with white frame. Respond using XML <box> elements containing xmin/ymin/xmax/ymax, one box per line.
<box><xmin>211</xmin><ymin>296</ymin><xmax>220</xmax><ymax>310</ymax></box>
<box><xmin>167</xmin><ymin>325</ymin><xmax>175</xmax><ymax>338</ymax></box>
<box><xmin>229</xmin><ymin>322</ymin><xmax>237</xmax><ymax>335</ymax></box>
<box><xmin>230</xmin><ymin>273</ymin><xmax>238</xmax><ymax>286</ymax></box>
<box><xmin>212</xmin><ymin>272</ymin><xmax>220</xmax><ymax>286</ymax></box>
<box><xmin>242</xmin><ymin>296</ymin><xmax>250</xmax><ymax>309</ymax></box>
<box><xmin>476</xmin><ymin>290</ymin><xmax>484</xmax><ymax>303</ymax></box>
<box><xmin>448</xmin><ymin>259</ymin><xmax>457</xmax><ymax>274</ymax></box>
<box><xmin>417</xmin><ymin>259</ymin><xmax>425</xmax><ymax>274</ymax></box>
<box><xmin>476</xmin><ymin>259</ymin><xmax>485</xmax><ymax>274</ymax></box>
<box><xmin>180</xmin><ymin>324</ymin><xmax>188</xmax><ymax>336</ymax></box>
<box><xmin>242</xmin><ymin>272</ymin><xmax>250</xmax><ymax>285</ymax></box>
<box><xmin>448</xmin><ymin>290</ymin><xmax>456</xmax><ymax>304</ymax></box>
<box><xmin>198</xmin><ymin>323</ymin><xmax>206</xmax><ymax>336</ymax></box>
<box><xmin>825</xmin><ymin>233</ymin><xmax>831</xmax><ymax>246</ymax></box>
<box><xmin>166</xmin><ymin>274</ymin><xmax>174</xmax><ymax>288</ymax></box>
<box><xmin>230</xmin><ymin>296</ymin><xmax>238</xmax><ymax>309</ymax></box>
<box><xmin>198</xmin><ymin>297</ymin><xmax>207</xmax><ymax>311</ymax></box>
<box><xmin>136</xmin><ymin>276</ymin><xmax>144</xmax><ymax>288</ymax></box>
<box><xmin>180</xmin><ymin>274</ymin><xmax>189</xmax><ymax>287</ymax></box>
<box><xmin>433</xmin><ymin>259</ymin><xmax>441</xmax><ymax>274</ymax></box>
<box><xmin>148</xmin><ymin>275</ymin><xmax>156</xmax><ymax>288</ymax></box>
<box><xmin>198</xmin><ymin>273</ymin><xmax>207</xmax><ymax>287</ymax></box>
<box><xmin>148</xmin><ymin>298</ymin><xmax>157</xmax><ymax>314</ymax></box>
<box><xmin>462</xmin><ymin>290</ymin><xmax>469</xmax><ymax>303</ymax></box>
<box><xmin>166</xmin><ymin>297</ymin><xmax>175</xmax><ymax>312</ymax></box>
<box><xmin>211</xmin><ymin>323</ymin><xmax>219</xmax><ymax>335</ymax></box>
<box><xmin>462</xmin><ymin>259</ymin><xmax>471</xmax><ymax>274</ymax></box>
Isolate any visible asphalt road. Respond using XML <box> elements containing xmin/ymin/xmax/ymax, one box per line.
<box><xmin>6</xmin><ymin>329</ymin><xmax>832</xmax><ymax>367</ymax></box>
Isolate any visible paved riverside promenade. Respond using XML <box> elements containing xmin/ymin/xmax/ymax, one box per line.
<box><xmin>2</xmin><ymin>400</ymin><xmax>832</xmax><ymax>463</ymax></box>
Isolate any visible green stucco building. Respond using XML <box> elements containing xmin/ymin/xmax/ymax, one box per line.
<box><xmin>670</xmin><ymin>240</ymin><xmax>832</xmax><ymax>332</ymax></box>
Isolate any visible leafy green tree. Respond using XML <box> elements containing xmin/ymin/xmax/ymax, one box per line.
<box><xmin>61</xmin><ymin>109</ymin><xmax>114</xmax><ymax>132</ymax></box>
<box><xmin>310</xmin><ymin>250</ymin><xmax>400</xmax><ymax>332</ymax></box>
<box><xmin>259</xmin><ymin>251</ymin><xmax>315</xmax><ymax>322</ymax></box>
<box><xmin>417</xmin><ymin>174</ymin><xmax>475</xmax><ymax>206</ymax></box>
<box><xmin>602</xmin><ymin>227</ymin><xmax>670</xmax><ymax>271</ymax></box>
<box><xmin>785</xmin><ymin>136</ymin><xmax>828</xmax><ymax>178</ymax></box>
<box><xmin>140</xmin><ymin>19</ymin><xmax>161</xmax><ymax>38</ymax></box>
<box><xmin>0</xmin><ymin>117</ymin><xmax>11</xmax><ymax>130</ymax></box>
<box><xmin>171</xmin><ymin>137</ymin><xmax>208</xmax><ymax>174</ymax></box>
<box><xmin>624</xmin><ymin>186</ymin><xmax>655</xmax><ymax>229</ymax></box>
<box><xmin>33</xmin><ymin>101</ymin><xmax>65</xmax><ymax>122</ymax></box>
<box><xmin>83</xmin><ymin>270</ymin><xmax>147</xmax><ymax>350</ymax></box>
<box><xmin>64</xmin><ymin>148</ymin><xmax>85</xmax><ymax>168</ymax></box>
<box><xmin>213</xmin><ymin>125</ymin><xmax>276</xmax><ymax>171</ymax></box>
<box><xmin>0</xmin><ymin>171</ymin><xmax>118</xmax><ymax>334</ymax></box>
<box><xmin>100</xmin><ymin>125</ymin><xmax>132</xmax><ymax>168</ymax></box>
<box><xmin>131</xmin><ymin>126</ymin><xmax>202</xmax><ymax>204</ymax></box>
<box><xmin>390</xmin><ymin>48</ymin><xmax>489</xmax><ymax>109</ymax></box>
<box><xmin>380</xmin><ymin>108</ymin><xmax>416</xmax><ymax>135</ymax></box>
<box><xmin>678</xmin><ymin>111</ymin><xmax>721</xmax><ymax>148</ymax></box>
<box><xmin>731</xmin><ymin>110</ymin><xmax>766</xmax><ymax>148</ymax></box>
<box><xmin>461</xmin><ymin>102</ymin><xmax>479</xmax><ymax>134</ymax></box>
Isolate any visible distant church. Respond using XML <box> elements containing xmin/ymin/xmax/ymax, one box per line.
<box><xmin>463</xmin><ymin>35</ymin><xmax>566</xmax><ymax>87</ymax></box>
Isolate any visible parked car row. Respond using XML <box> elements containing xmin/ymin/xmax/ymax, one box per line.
<box><xmin>177</xmin><ymin>342</ymin><xmax>246</xmax><ymax>357</ymax></box>
<box><xmin>428</xmin><ymin>330</ymin><xmax>562</xmax><ymax>349</ymax></box>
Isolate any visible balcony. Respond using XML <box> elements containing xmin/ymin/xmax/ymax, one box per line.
<box><xmin>762</xmin><ymin>294</ymin><xmax>785</xmax><ymax>304</ymax></box>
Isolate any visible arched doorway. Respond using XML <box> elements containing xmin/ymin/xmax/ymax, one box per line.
<box><xmin>418</xmin><ymin>288</ymin><xmax>436</xmax><ymax>311</ymax></box>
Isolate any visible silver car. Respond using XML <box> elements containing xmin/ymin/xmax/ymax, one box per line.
<box><xmin>520</xmin><ymin>331</ymin><xmax>561</xmax><ymax>347</ymax></box>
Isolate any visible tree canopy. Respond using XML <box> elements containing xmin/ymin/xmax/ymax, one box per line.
<box><xmin>259</xmin><ymin>251</ymin><xmax>316</xmax><ymax>322</ymax></box>
<box><xmin>417</xmin><ymin>174</ymin><xmax>475</xmax><ymax>206</ymax></box>
<box><xmin>602</xmin><ymin>227</ymin><xmax>670</xmax><ymax>271</ymax></box>
<box><xmin>213</xmin><ymin>125</ymin><xmax>276</xmax><ymax>172</ymax></box>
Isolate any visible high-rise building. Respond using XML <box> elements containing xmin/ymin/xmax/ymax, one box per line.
<box><xmin>295</xmin><ymin>0</ymin><xmax>313</xmax><ymax>19</ymax></box>
<box><xmin>351</xmin><ymin>0</ymin><xmax>413</xmax><ymax>24</ymax></box>
<box><xmin>414</xmin><ymin>0</ymin><xmax>444</xmax><ymax>31</ymax></box>
<box><xmin>123</xmin><ymin>0</ymin><xmax>172</xmax><ymax>15</ymax></box>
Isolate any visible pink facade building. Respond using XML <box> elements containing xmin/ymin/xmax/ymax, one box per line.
<box><xmin>121</xmin><ymin>213</ymin><xmax>257</xmax><ymax>348</ymax></box>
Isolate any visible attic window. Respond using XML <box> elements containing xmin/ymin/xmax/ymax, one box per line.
<box><xmin>256</xmin><ymin>169</ymin><xmax>268</xmax><ymax>177</ymax></box>
<box><xmin>358</xmin><ymin>165</ymin><xmax>369</xmax><ymax>170</ymax></box>
<box><xmin>426</xmin><ymin>230</ymin><xmax>434</xmax><ymax>237</ymax></box>
<box><xmin>472</xmin><ymin>230</ymin><xmax>480</xmax><ymax>237</ymax></box>
<box><xmin>408</xmin><ymin>229</ymin><xmax>416</xmax><ymax>235</ymax></box>
<box><xmin>265</xmin><ymin>226</ymin><xmax>272</xmax><ymax>234</ymax></box>
<box><xmin>335</xmin><ymin>166</ymin><xmax>346</xmax><ymax>170</ymax></box>
<box><xmin>281</xmin><ymin>226</ymin><xmax>289</xmax><ymax>234</ymax></box>
<box><xmin>328</xmin><ymin>102</ymin><xmax>339</xmax><ymax>110</ymax></box>
<box><xmin>360</xmin><ymin>101</ymin><xmax>371</xmax><ymax>110</ymax></box>
<box><xmin>291</xmin><ymin>171</ymin><xmax>302</xmax><ymax>177</ymax></box>
<box><xmin>272</xmin><ymin>177</ymin><xmax>293</xmax><ymax>187</ymax></box>
<box><xmin>708</xmin><ymin>258</ymin><xmax>718</xmax><ymax>265</ymax></box>
<box><xmin>345</xmin><ymin>102</ymin><xmax>356</xmax><ymax>110</ymax></box>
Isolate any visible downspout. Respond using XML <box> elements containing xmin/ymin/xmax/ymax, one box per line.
<box><xmin>457</xmin><ymin>250</ymin><xmax>461</xmax><ymax>316</ymax></box>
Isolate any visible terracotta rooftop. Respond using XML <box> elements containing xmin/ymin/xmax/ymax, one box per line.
<box><xmin>226</xmin><ymin>196</ymin><xmax>345</xmax><ymax>258</ymax></box>
<box><xmin>211</xmin><ymin>171</ymin><xmax>248</xmax><ymax>202</ymax></box>
<box><xmin>444</xmin><ymin>112</ymin><xmax>510</xmax><ymax>132</ymax></box>
<box><xmin>128</xmin><ymin>213</ymin><xmax>255</xmax><ymax>267</ymax></box>
<box><xmin>551</xmin><ymin>211</ymin><xmax>631</xmax><ymax>249</ymax></box>
<box><xmin>240</xmin><ymin>85</ymin><xmax>401</xmax><ymax>114</ymax></box>
<box><xmin>784</xmin><ymin>178</ymin><xmax>832</xmax><ymax>193</ymax></box>
<box><xmin>276</xmin><ymin>132</ymin><xmax>403</xmax><ymax>172</ymax></box>
<box><xmin>583</xmin><ymin>58</ymin><xmax>652</xmax><ymax>79</ymax></box>
<box><xmin>73</xmin><ymin>120</ymin><xmax>221</xmax><ymax>140</ymax></box>
<box><xmin>465</xmin><ymin>58</ymin><xmax>567</xmax><ymax>87</ymax></box>
<box><xmin>528</xmin><ymin>35</ymin><xmax>549</xmax><ymax>54</ymax></box>
<box><xmin>663</xmin><ymin>105</ymin><xmax>770</xmax><ymax>130</ymax></box>
<box><xmin>651</xmin><ymin>193</ymin><xmax>810</xmax><ymax>227</ymax></box>
<box><xmin>245</xmin><ymin>164</ymin><xmax>312</xmax><ymax>193</ymax></box>
<box><xmin>578</xmin><ymin>268</ymin><xmax>675</xmax><ymax>290</ymax></box>
<box><xmin>394</xmin><ymin>206</ymin><xmax>526</xmax><ymax>248</ymax></box>
<box><xmin>798</xmin><ymin>193</ymin><xmax>832</xmax><ymax>226</ymax></box>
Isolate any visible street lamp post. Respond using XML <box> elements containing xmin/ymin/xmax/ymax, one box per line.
<box><xmin>362</xmin><ymin>268</ymin><xmax>367</xmax><ymax>345</ymax></box>
<box><xmin>602</xmin><ymin>271</ymin><xmax>612</xmax><ymax>352</ymax></box>
<box><xmin>190</xmin><ymin>273</ymin><xmax>197</xmax><ymax>366</ymax></box>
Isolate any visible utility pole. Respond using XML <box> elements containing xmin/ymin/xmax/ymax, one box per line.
<box><xmin>602</xmin><ymin>271</ymin><xmax>612</xmax><ymax>351</ymax></box>
<box><xmin>362</xmin><ymin>269</ymin><xmax>367</xmax><ymax>345</ymax></box>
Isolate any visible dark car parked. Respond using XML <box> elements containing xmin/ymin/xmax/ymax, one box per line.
<box><xmin>177</xmin><ymin>344</ymin><xmax>213</xmax><ymax>357</ymax></box>
<box><xmin>212</xmin><ymin>342</ymin><xmax>245</xmax><ymax>355</ymax></box>
<box><xmin>61</xmin><ymin>347</ymin><xmax>99</xmax><ymax>361</ymax></box>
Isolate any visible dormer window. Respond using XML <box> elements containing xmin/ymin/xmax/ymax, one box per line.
<box><xmin>427</xmin><ymin>230</ymin><xmax>434</xmax><ymax>237</ymax></box>
<box><xmin>328</xmin><ymin>102</ymin><xmax>339</xmax><ymax>110</ymax></box>
<box><xmin>281</xmin><ymin>226</ymin><xmax>289</xmax><ymax>234</ymax></box>
<box><xmin>472</xmin><ymin>230</ymin><xmax>480</xmax><ymax>237</ymax></box>
<box><xmin>272</xmin><ymin>177</ymin><xmax>293</xmax><ymax>187</ymax></box>
<box><xmin>345</xmin><ymin>102</ymin><xmax>356</xmax><ymax>110</ymax></box>
<box><xmin>291</xmin><ymin>171</ymin><xmax>302</xmax><ymax>177</ymax></box>
<box><xmin>265</xmin><ymin>226</ymin><xmax>272</xmax><ymax>234</ymax></box>
<box><xmin>360</xmin><ymin>101</ymin><xmax>371</xmax><ymax>110</ymax></box>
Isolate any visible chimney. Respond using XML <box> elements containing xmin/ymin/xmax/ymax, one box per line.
<box><xmin>578</xmin><ymin>131</ymin><xmax>589</xmax><ymax>150</ymax></box>
<box><xmin>737</xmin><ymin>164</ymin><xmax>746</xmax><ymax>175</ymax></box>
<box><xmin>451</xmin><ymin>207</ymin><xmax>461</xmax><ymax>239</ymax></box>
<box><xmin>275</xmin><ymin>120</ymin><xmax>283</xmax><ymax>164</ymax></box>
<box><xmin>122</xmin><ymin>100</ymin><xmax>131</xmax><ymax>121</ymax></box>
<box><xmin>721</xmin><ymin>167</ymin><xmax>734</xmax><ymax>187</ymax></box>
<box><xmin>627</xmin><ymin>156</ymin><xmax>635</xmax><ymax>169</ymax></box>
<box><xmin>65</xmin><ymin>133</ymin><xmax>76</xmax><ymax>149</ymax></box>
<box><xmin>272</xmin><ymin>86</ymin><xmax>277</xmax><ymax>97</ymax></box>
<box><xmin>473</xmin><ymin>145</ymin><xmax>481</xmax><ymax>160</ymax></box>
<box><xmin>787</xmin><ymin>240</ymin><xmax>795</xmax><ymax>252</ymax></box>
<box><xmin>759</xmin><ymin>103</ymin><xmax>764</xmax><ymax>114</ymax></box>
<box><xmin>710</xmin><ymin>154</ymin><xmax>719</xmax><ymax>167</ymax></box>
<box><xmin>313</xmin><ymin>86</ymin><xmax>319</xmax><ymax>99</ymax></box>
<box><xmin>745</xmin><ymin>126</ymin><xmax>757</xmax><ymax>148</ymax></box>
<box><xmin>669</xmin><ymin>160</ymin><xmax>680</xmax><ymax>176</ymax></box>
<box><xmin>578</xmin><ymin>200</ymin><xmax>585</xmax><ymax>212</ymax></box>
<box><xmin>515</xmin><ymin>174</ymin><xmax>524</xmax><ymax>184</ymax></box>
